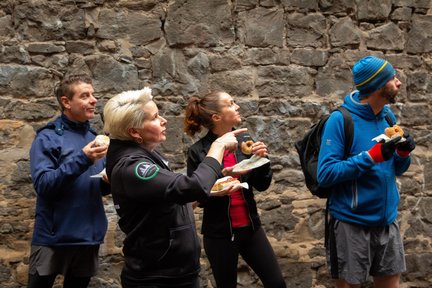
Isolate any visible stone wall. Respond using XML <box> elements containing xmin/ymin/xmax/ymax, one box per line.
<box><xmin>1</xmin><ymin>0</ymin><xmax>432</xmax><ymax>287</ymax></box>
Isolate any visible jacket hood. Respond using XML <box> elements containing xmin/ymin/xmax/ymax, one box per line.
<box><xmin>105</xmin><ymin>139</ymin><xmax>168</xmax><ymax>180</ymax></box>
<box><xmin>342</xmin><ymin>90</ymin><xmax>391</xmax><ymax>122</ymax></box>
<box><xmin>106</xmin><ymin>139</ymin><xmax>142</xmax><ymax>179</ymax></box>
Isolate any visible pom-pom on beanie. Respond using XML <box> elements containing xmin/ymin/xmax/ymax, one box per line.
<box><xmin>352</xmin><ymin>56</ymin><xmax>396</xmax><ymax>97</ymax></box>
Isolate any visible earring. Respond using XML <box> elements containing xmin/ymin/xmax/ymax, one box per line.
<box><xmin>135</xmin><ymin>137</ymin><xmax>143</xmax><ymax>144</ymax></box>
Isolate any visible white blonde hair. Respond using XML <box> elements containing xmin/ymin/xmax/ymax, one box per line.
<box><xmin>103</xmin><ymin>87</ymin><xmax>153</xmax><ymax>140</ymax></box>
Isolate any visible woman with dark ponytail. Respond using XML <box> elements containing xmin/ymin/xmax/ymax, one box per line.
<box><xmin>184</xmin><ymin>91</ymin><xmax>286</xmax><ymax>288</ymax></box>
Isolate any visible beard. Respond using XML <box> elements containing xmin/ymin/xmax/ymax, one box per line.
<box><xmin>382</xmin><ymin>86</ymin><xmax>398</xmax><ymax>104</ymax></box>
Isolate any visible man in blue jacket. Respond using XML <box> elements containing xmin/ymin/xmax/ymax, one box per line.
<box><xmin>28</xmin><ymin>74</ymin><xmax>110</xmax><ymax>288</ymax></box>
<box><xmin>317</xmin><ymin>56</ymin><xmax>416</xmax><ymax>288</ymax></box>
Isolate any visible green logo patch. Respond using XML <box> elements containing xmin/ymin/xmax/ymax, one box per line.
<box><xmin>135</xmin><ymin>161</ymin><xmax>159</xmax><ymax>180</ymax></box>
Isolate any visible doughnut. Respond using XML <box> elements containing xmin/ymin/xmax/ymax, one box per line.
<box><xmin>94</xmin><ymin>135</ymin><xmax>110</xmax><ymax>147</ymax></box>
<box><xmin>384</xmin><ymin>125</ymin><xmax>404</xmax><ymax>138</ymax></box>
<box><xmin>241</xmin><ymin>140</ymin><xmax>254</xmax><ymax>155</ymax></box>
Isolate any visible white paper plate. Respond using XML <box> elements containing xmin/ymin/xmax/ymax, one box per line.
<box><xmin>372</xmin><ymin>134</ymin><xmax>406</xmax><ymax>143</ymax></box>
<box><xmin>231</xmin><ymin>155</ymin><xmax>270</xmax><ymax>172</ymax></box>
<box><xmin>90</xmin><ymin>168</ymin><xmax>107</xmax><ymax>178</ymax></box>
<box><xmin>210</xmin><ymin>176</ymin><xmax>249</xmax><ymax>196</ymax></box>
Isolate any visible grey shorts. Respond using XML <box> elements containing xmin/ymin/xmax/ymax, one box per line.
<box><xmin>326</xmin><ymin>219</ymin><xmax>406</xmax><ymax>285</ymax></box>
<box><xmin>29</xmin><ymin>245</ymin><xmax>100</xmax><ymax>277</ymax></box>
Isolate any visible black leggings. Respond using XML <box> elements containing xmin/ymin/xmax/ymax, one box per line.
<box><xmin>27</xmin><ymin>272</ymin><xmax>91</xmax><ymax>288</ymax></box>
<box><xmin>203</xmin><ymin>226</ymin><xmax>286</xmax><ymax>288</ymax></box>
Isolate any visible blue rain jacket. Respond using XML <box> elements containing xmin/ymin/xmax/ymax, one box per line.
<box><xmin>30</xmin><ymin>114</ymin><xmax>109</xmax><ymax>246</ymax></box>
<box><xmin>317</xmin><ymin>91</ymin><xmax>411</xmax><ymax>226</ymax></box>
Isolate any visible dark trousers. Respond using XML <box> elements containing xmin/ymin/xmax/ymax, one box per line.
<box><xmin>204</xmin><ymin>226</ymin><xmax>286</xmax><ymax>288</ymax></box>
<box><xmin>27</xmin><ymin>272</ymin><xmax>91</xmax><ymax>288</ymax></box>
<box><xmin>120</xmin><ymin>274</ymin><xmax>200</xmax><ymax>288</ymax></box>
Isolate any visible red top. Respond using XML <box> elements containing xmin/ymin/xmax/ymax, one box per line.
<box><xmin>223</xmin><ymin>151</ymin><xmax>250</xmax><ymax>227</ymax></box>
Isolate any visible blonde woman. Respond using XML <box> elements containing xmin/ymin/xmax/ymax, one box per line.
<box><xmin>103</xmin><ymin>87</ymin><xmax>245</xmax><ymax>288</ymax></box>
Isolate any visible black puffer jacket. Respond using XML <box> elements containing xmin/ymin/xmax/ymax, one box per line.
<box><xmin>187</xmin><ymin>131</ymin><xmax>272</xmax><ymax>239</ymax></box>
<box><xmin>105</xmin><ymin>139</ymin><xmax>221</xmax><ymax>281</ymax></box>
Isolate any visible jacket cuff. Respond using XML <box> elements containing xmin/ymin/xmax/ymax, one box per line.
<box><xmin>79</xmin><ymin>149</ymin><xmax>94</xmax><ymax>166</ymax></box>
<box><xmin>367</xmin><ymin>144</ymin><xmax>384</xmax><ymax>163</ymax></box>
<box><xmin>396</xmin><ymin>149</ymin><xmax>410</xmax><ymax>158</ymax></box>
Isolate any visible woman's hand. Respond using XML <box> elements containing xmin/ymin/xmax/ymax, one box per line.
<box><xmin>211</xmin><ymin>184</ymin><xmax>242</xmax><ymax>197</ymax></box>
<box><xmin>251</xmin><ymin>141</ymin><xmax>268</xmax><ymax>157</ymax></box>
<box><xmin>222</xmin><ymin>166</ymin><xmax>250</xmax><ymax>177</ymax></box>
<box><xmin>207</xmin><ymin>128</ymin><xmax>247</xmax><ymax>164</ymax></box>
<box><xmin>215</xmin><ymin>128</ymin><xmax>248</xmax><ymax>152</ymax></box>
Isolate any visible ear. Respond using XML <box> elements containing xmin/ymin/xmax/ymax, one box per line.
<box><xmin>127</xmin><ymin>127</ymin><xmax>140</xmax><ymax>139</ymax></box>
<box><xmin>212</xmin><ymin>113</ymin><xmax>222</xmax><ymax>123</ymax></box>
<box><xmin>60</xmin><ymin>96</ymin><xmax>70</xmax><ymax>110</ymax></box>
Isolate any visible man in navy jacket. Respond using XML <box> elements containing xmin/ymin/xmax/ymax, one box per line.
<box><xmin>318</xmin><ymin>56</ymin><xmax>416</xmax><ymax>288</ymax></box>
<box><xmin>28</xmin><ymin>74</ymin><xmax>110</xmax><ymax>288</ymax></box>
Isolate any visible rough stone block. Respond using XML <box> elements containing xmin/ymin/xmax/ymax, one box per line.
<box><xmin>164</xmin><ymin>0</ymin><xmax>235</xmax><ymax>47</ymax></box>
<box><xmin>391</xmin><ymin>7</ymin><xmax>413</xmax><ymax>21</ymax></box>
<box><xmin>291</xmin><ymin>48</ymin><xmax>328</xmax><ymax>67</ymax></box>
<box><xmin>329</xmin><ymin>17</ymin><xmax>361</xmax><ymax>48</ymax></box>
<box><xmin>239</xmin><ymin>7</ymin><xmax>284</xmax><ymax>47</ymax></box>
<box><xmin>407</xmin><ymin>15</ymin><xmax>432</xmax><ymax>53</ymax></box>
<box><xmin>357</xmin><ymin>0</ymin><xmax>392</xmax><ymax>21</ymax></box>
<box><xmin>366</xmin><ymin>22</ymin><xmax>405</xmax><ymax>51</ymax></box>
<box><xmin>287</xmin><ymin>12</ymin><xmax>327</xmax><ymax>48</ymax></box>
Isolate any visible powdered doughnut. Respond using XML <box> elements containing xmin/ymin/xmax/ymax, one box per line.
<box><xmin>94</xmin><ymin>135</ymin><xmax>110</xmax><ymax>147</ymax></box>
<box><xmin>385</xmin><ymin>125</ymin><xmax>404</xmax><ymax>138</ymax></box>
<box><xmin>241</xmin><ymin>140</ymin><xmax>254</xmax><ymax>155</ymax></box>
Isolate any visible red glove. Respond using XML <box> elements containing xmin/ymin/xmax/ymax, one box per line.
<box><xmin>368</xmin><ymin>136</ymin><xmax>401</xmax><ymax>163</ymax></box>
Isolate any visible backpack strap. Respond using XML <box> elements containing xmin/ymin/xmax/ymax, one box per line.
<box><xmin>385</xmin><ymin>113</ymin><xmax>394</xmax><ymax>126</ymax></box>
<box><xmin>335</xmin><ymin>106</ymin><xmax>354</xmax><ymax>159</ymax></box>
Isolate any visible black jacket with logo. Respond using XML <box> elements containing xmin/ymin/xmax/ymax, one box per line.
<box><xmin>105</xmin><ymin>139</ymin><xmax>221</xmax><ymax>282</ymax></box>
<box><xmin>186</xmin><ymin>131</ymin><xmax>273</xmax><ymax>239</ymax></box>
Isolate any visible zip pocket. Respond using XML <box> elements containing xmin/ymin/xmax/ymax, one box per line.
<box><xmin>157</xmin><ymin>224</ymin><xmax>198</xmax><ymax>265</ymax></box>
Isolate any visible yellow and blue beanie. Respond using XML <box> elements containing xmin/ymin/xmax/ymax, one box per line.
<box><xmin>352</xmin><ymin>56</ymin><xmax>396</xmax><ymax>97</ymax></box>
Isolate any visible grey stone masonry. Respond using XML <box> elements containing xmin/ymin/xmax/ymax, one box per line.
<box><xmin>1</xmin><ymin>0</ymin><xmax>432</xmax><ymax>287</ymax></box>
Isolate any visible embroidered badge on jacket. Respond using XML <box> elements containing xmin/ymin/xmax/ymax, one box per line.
<box><xmin>135</xmin><ymin>161</ymin><xmax>160</xmax><ymax>180</ymax></box>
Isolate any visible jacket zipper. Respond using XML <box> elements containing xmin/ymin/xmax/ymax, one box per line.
<box><xmin>228</xmin><ymin>198</ymin><xmax>234</xmax><ymax>241</ymax></box>
<box><xmin>242</xmin><ymin>186</ymin><xmax>255</xmax><ymax>231</ymax></box>
<box><xmin>376</xmin><ymin>116</ymin><xmax>389</xmax><ymax>224</ymax></box>
<box><xmin>351</xmin><ymin>180</ymin><xmax>358</xmax><ymax>210</ymax></box>
<box><xmin>383</xmin><ymin>174</ymin><xmax>388</xmax><ymax>224</ymax></box>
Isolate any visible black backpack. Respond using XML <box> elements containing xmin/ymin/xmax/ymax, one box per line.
<box><xmin>295</xmin><ymin>106</ymin><xmax>393</xmax><ymax>198</ymax></box>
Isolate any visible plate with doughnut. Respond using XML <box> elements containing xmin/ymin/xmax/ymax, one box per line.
<box><xmin>231</xmin><ymin>154</ymin><xmax>270</xmax><ymax>173</ymax></box>
<box><xmin>210</xmin><ymin>176</ymin><xmax>249</xmax><ymax>196</ymax></box>
<box><xmin>372</xmin><ymin>125</ymin><xmax>406</xmax><ymax>143</ymax></box>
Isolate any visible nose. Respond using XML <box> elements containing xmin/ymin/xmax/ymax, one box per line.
<box><xmin>90</xmin><ymin>94</ymin><xmax>97</xmax><ymax>103</ymax></box>
<box><xmin>160</xmin><ymin>115</ymin><xmax>167</xmax><ymax>125</ymax></box>
<box><xmin>395</xmin><ymin>77</ymin><xmax>402</xmax><ymax>87</ymax></box>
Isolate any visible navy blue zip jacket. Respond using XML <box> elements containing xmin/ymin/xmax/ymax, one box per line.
<box><xmin>30</xmin><ymin>114</ymin><xmax>109</xmax><ymax>246</ymax></box>
<box><xmin>317</xmin><ymin>91</ymin><xmax>411</xmax><ymax>226</ymax></box>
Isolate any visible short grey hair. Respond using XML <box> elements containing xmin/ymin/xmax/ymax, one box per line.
<box><xmin>103</xmin><ymin>87</ymin><xmax>153</xmax><ymax>140</ymax></box>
